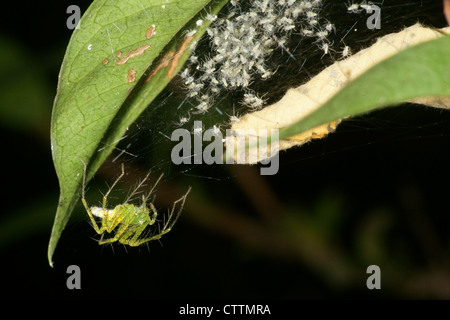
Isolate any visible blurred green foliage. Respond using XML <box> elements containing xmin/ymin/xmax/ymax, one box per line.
<box><xmin>0</xmin><ymin>35</ymin><xmax>52</xmax><ymax>135</ymax></box>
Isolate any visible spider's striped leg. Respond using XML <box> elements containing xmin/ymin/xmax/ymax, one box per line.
<box><xmin>119</xmin><ymin>203</ymin><xmax>156</xmax><ymax>246</ymax></box>
<box><xmin>101</xmin><ymin>164</ymin><xmax>125</xmax><ymax>230</ymax></box>
<box><xmin>120</xmin><ymin>221</ymin><xmax>149</xmax><ymax>246</ymax></box>
<box><xmin>124</xmin><ymin>170</ymin><xmax>152</xmax><ymax>203</ymax></box>
<box><xmin>127</xmin><ymin>229</ymin><xmax>169</xmax><ymax>246</ymax></box>
<box><xmin>127</xmin><ymin>187</ymin><xmax>192</xmax><ymax>246</ymax></box>
<box><xmin>163</xmin><ymin>187</ymin><xmax>191</xmax><ymax>230</ymax></box>
<box><xmin>148</xmin><ymin>203</ymin><xmax>158</xmax><ymax>225</ymax></box>
<box><xmin>79</xmin><ymin>157</ymin><xmax>105</xmax><ymax>235</ymax></box>
<box><xmin>105</xmin><ymin>205</ymin><xmax>130</xmax><ymax>233</ymax></box>
<box><xmin>98</xmin><ymin>218</ymin><xmax>133</xmax><ymax>245</ymax></box>
<box><xmin>81</xmin><ymin>199</ymin><xmax>105</xmax><ymax>234</ymax></box>
<box><xmin>141</xmin><ymin>173</ymin><xmax>164</xmax><ymax>207</ymax></box>
<box><xmin>125</xmin><ymin>206</ymin><xmax>182</xmax><ymax>246</ymax></box>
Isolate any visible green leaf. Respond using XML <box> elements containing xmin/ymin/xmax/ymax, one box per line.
<box><xmin>279</xmin><ymin>35</ymin><xmax>450</xmax><ymax>140</ymax></box>
<box><xmin>49</xmin><ymin>0</ymin><xmax>229</xmax><ymax>267</ymax></box>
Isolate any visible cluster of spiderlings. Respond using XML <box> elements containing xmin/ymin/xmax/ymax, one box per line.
<box><xmin>178</xmin><ymin>0</ymin><xmax>335</xmax><ymax>127</ymax></box>
<box><xmin>346</xmin><ymin>1</ymin><xmax>374</xmax><ymax>14</ymax></box>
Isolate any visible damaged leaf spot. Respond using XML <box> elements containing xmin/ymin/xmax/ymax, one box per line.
<box><xmin>145</xmin><ymin>51</ymin><xmax>175</xmax><ymax>82</ymax></box>
<box><xmin>127</xmin><ymin>68</ymin><xmax>137</xmax><ymax>83</ymax></box>
<box><xmin>146</xmin><ymin>25</ymin><xmax>156</xmax><ymax>39</ymax></box>
<box><xmin>167</xmin><ymin>35</ymin><xmax>194</xmax><ymax>79</ymax></box>
<box><xmin>115</xmin><ymin>44</ymin><xmax>151</xmax><ymax>65</ymax></box>
<box><xmin>143</xmin><ymin>35</ymin><xmax>195</xmax><ymax>82</ymax></box>
<box><xmin>102</xmin><ymin>58</ymin><xmax>109</xmax><ymax>65</ymax></box>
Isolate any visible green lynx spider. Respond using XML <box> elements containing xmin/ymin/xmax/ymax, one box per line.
<box><xmin>80</xmin><ymin>160</ymin><xmax>191</xmax><ymax>246</ymax></box>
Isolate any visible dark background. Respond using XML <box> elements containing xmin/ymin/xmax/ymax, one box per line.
<box><xmin>0</xmin><ymin>0</ymin><xmax>449</xmax><ymax>301</ymax></box>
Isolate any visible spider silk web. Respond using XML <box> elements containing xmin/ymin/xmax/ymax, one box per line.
<box><xmin>93</xmin><ymin>0</ymin><xmax>448</xmax><ymax>195</ymax></box>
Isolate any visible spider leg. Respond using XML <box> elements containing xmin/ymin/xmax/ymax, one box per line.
<box><xmin>124</xmin><ymin>170</ymin><xmax>152</xmax><ymax>203</ymax></box>
<box><xmin>164</xmin><ymin>186</ymin><xmax>192</xmax><ymax>231</ymax></box>
<box><xmin>141</xmin><ymin>173</ymin><xmax>164</xmax><ymax>206</ymax></box>
<box><xmin>148</xmin><ymin>202</ymin><xmax>158</xmax><ymax>225</ymax></box>
<box><xmin>81</xmin><ymin>198</ymin><xmax>104</xmax><ymax>234</ymax></box>
<box><xmin>126</xmin><ymin>187</ymin><xmax>191</xmax><ymax>247</ymax></box>
<box><xmin>101</xmin><ymin>164</ymin><xmax>125</xmax><ymax>228</ymax></box>
<box><xmin>127</xmin><ymin>229</ymin><xmax>169</xmax><ymax>246</ymax></box>
<box><xmin>105</xmin><ymin>205</ymin><xmax>128</xmax><ymax>233</ymax></box>
<box><xmin>98</xmin><ymin>218</ymin><xmax>133</xmax><ymax>245</ymax></box>
<box><xmin>79</xmin><ymin>157</ymin><xmax>104</xmax><ymax>235</ymax></box>
<box><xmin>120</xmin><ymin>221</ymin><xmax>149</xmax><ymax>246</ymax></box>
<box><xmin>103</xmin><ymin>163</ymin><xmax>125</xmax><ymax>202</ymax></box>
